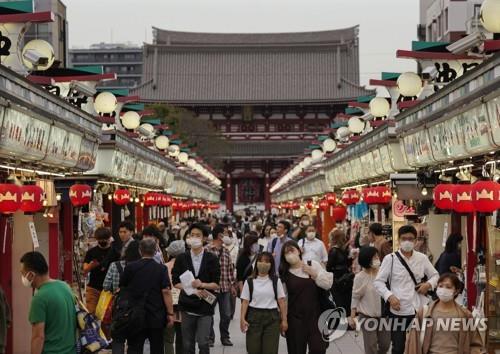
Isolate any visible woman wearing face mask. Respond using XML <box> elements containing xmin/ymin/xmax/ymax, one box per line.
<box><xmin>240</xmin><ymin>252</ymin><xmax>287</xmax><ymax>354</ymax></box>
<box><xmin>236</xmin><ymin>233</ymin><xmax>260</xmax><ymax>294</ymax></box>
<box><xmin>279</xmin><ymin>241</ymin><xmax>333</xmax><ymax>354</ymax></box>
<box><xmin>299</xmin><ymin>225</ymin><xmax>328</xmax><ymax>267</ymax></box>
<box><xmin>350</xmin><ymin>246</ymin><xmax>390</xmax><ymax>354</ymax></box>
<box><xmin>258</xmin><ymin>224</ymin><xmax>276</xmax><ymax>250</ymax></box>
<box><xmin>404</xmin><ymin>273</ymin><xmax>483</xmax><ymax>354</ymax></box>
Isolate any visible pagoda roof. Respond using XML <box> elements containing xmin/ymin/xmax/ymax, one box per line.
<box><xmin>206</xmin><ymin>140</ymin><xmax>310</xmax><ymax>159</ymax></box>
<box><xmin>133</xmin><ymin>27</ymin><xmax>373</xmax><ymax>104</ymax></box>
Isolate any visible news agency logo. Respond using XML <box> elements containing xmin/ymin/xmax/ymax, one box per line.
<box><xmin>317</xmin><ymin>307</ymin><xmax>349</xmax><ymax>342</ymax></box>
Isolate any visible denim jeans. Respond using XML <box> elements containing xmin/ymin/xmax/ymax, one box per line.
<box><xmin>181</xmin><ymin>312</ymin><xmax>212</xmax><ymax>354</ymax></box>
<box><xmin>209</xmin><ymin>291</ymin><xmax>232</xmax><ymax>340</ymax></box>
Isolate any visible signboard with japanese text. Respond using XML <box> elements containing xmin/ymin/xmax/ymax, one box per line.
<box><xmin>486</xmin><ymin>96</ymin><xmax>500</xmax><ymax>147</ymax></box>
<box><xmin>76</xmin><ymin>139</ymin><xmax>98</xmax><ymax>171</ymax></box>
<box><xmin>428</xmin><ymin>115</ymin><xmax>467</xmax><ymax>161</ymax></box>
<box><xmin>401</xmin><ymin>129</ymin><xmax>434</xmax><ymax>167</ymax></box>
<box><xmin>460</xmin><ymin>103</ymin><xmax>494</xmax><ymax>154</ymax></box>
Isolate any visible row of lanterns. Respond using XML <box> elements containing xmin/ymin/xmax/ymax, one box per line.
<box><xmin>433</xmin><ymin>181</ymin><xmax>500</xmax><ymax>213</ymax></box>
<box><xmin>0</xmin><ymin>184</ymin><xmax>45</xmax><ymax>214</ymax></box>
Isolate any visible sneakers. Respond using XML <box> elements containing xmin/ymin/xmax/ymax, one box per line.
<box><xmin>221</xmin><ymin>339</ymin><xmax>233</xmax><ymax>346</ymax></box>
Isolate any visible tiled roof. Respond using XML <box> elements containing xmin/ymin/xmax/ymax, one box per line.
<box><xmin>206</xmin><ymin>140</ymin><xmax>310</xmax><ymax>158</ymax></box>
<box><xmin>133</xmin><ymin>27</ymin><xmax>373</xmax><ymax>104</ymax></box>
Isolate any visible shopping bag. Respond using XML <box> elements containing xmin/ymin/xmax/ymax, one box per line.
<box><xmin>102</xmin><ymin>296</ymin><xmax>114</xmax><ymax>325</ymax></box>
<box><xmin>95</xmin><ymin>290</ymin><xmax>113</xmax><ymax>321</ymax></box>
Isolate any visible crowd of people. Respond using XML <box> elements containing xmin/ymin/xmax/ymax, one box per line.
<box><xmin>11</xmin><ymin>211</ymin><xmax>484</xmax><ymax>354</ymax></box>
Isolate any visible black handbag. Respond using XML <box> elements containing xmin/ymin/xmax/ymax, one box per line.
<box><xmin>381</xmin><ymin>254</ymin><xmax>394</xmax><ymax>318</ymax></box>
<box><xmin>307</xmin><ymin>261</ymin><xmax>336</xmax><ymax>312</ymax></box>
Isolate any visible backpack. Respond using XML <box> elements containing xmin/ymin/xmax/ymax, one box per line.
<box><xmin>247</xmin><ymin>276</ymin><xmax>279</xmax><ymax>303</ymax></box>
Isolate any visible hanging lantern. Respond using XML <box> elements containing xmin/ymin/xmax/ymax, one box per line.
<box><xmin>0</xmin><ymin>184</ymin><xmax>22</xmax><ymax>214</ymax></box>
<box><xmin>342</xmin><ymin>189</ymin><xmax>360</xmax><ymax>205</ymax></box>
<box><xmin>305</xmin><ymin>200</ymin><xmax>314</xmax><ymax>210</ymax></box>
<box><xmin>325</xmin><ymin>193</ymin><xmax>336</xmax><ymax>205</ymax></box>
<box><xmin>453</xmin><ymin>184</ymin><xmax>474</xmax><ymax>214</ymax></box>
<box><xmin>113</xmin><ymin>189</ymin><xmax>131</xmax><ymax>206</ymax></box>
<box><xmin>164</xmin><ymin>195</ymin><xmax>173</xmax><ymax>206</ymax></box>
<box><xmin>20</xmin><ymin>184</ymin><xmax>44</xmax><ymax>213</ymax></box>
<box><xmin>69</xmin><ymin>184</ymin><xmax>92</xmax><ymax>207</ymax></box>
<box><xmin>318</xmin><ymin>199</ymin><xmax>329</xmax><ymax>211</ymax></box>
<box><xmin>185</xmin><ymin>200</ymin><xmax>194</xmax><ymax>210</ymax></box>
<box><xmin>433</xmin><ymin>184</ymin><xmax>456</xmax><ymax>211</ymax></box>
<box><xmin>374</xmin><ymin>186</ymin><xmax>392</xmax><ymax>204</ymax></box>
<box><xmin>171</xmin><ymin>199</ymin><xmax>179</xmax><ymax>210</ymax></box>
<box><xmin>472</xmin><ymin>180</ymin><xmax>500</xmax><ymax>213</ymax></box>
<box><xmin>332</xmin><ymin>206</ymin><xmax>347</xmax><ymax>222</ymax></box>
<box><xmin>363</xmin><ymin>187</ymin><xmax>379</xmax><ymax>205</ymax></box>
<box><xmin>290</xmin><ymin>201</ymin><xmax>300</xmax><ymax>210</ymax></box>
<box><xmin>144</xmin><ymin>192</ymin><xmax>158</xmax><ymax>206</ymax></box>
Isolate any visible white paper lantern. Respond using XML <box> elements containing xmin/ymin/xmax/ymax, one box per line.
<box><xmin>397</xmin><ymin>72</ymin><xmax>423</xmax><ymax>97</ymax></box>
<box><xmin>187</xmin><ymin>158</ymin><xmax>197</xmax><ymax>168</ymax></box>
<box><xmin>94</xmin><ymin>92</ymin><xmax>118</xmax><ymax>114</ymax></box>
<box><xmin>369</xmin><ymin>97</ymin><xmax>390</xmax><ymax>118</ymax></box>
<box><xmin>311</xmin><ymin>149</ymin><xmax>324</xmax><ymax>163</ymax></box>
<box><xmin>178</xmin><ymin>152</ymin><xmax>189</xmax><ymax>164</ymax></box>
<box><xmin>155</xmin><ymin>135</ymin><xmax>169</xmax><ymax>150</ymax></box>
<box><xmin>322</xmin><ymin>138</ymin><xmax>337</xmax><ymax>153</ymax></box>
<box><xmin>168</xmin><ymin>144</ymin><xmax>180</xmax><ymax>157</ymax></box>
<box><xmin>480</xmin><ymin>0</ymin><xmax>500</xmax><ymax>33</ymax></box>
<box><xmin>121</xmin><ymin>111</ymin><xmax>141</xmax><ymax>130</ymax></box>
<box><xmin>139</xmin><ymin>123</ymin><xmax>155</xmax><ymax>136</ymax></box>
<box><xmin>336</xmin><ymin>126</ymin><xmax>351</xmax><ymax>140</ymax></box>
<box><xmin>22</xmin><ymin>39</ymin><xmax>55</xmax><ymax>71</ymax></box>
<box><xmin>348</xmin><ymin>117</ymin><xmax>366</xmax><ymax>134</ymax></box>
<box><xmin>303</xmin><ymin>156</ymin><xmax>313</xmax><ymax>168</ymax></box>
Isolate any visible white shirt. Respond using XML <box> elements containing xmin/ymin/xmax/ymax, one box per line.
<box><xmin>224</xmin><ymin>244</ymin><xmax>239</xmax><ymax>266</ymax></box>
<box><xmin>258</xmin><ymin>236</ymin><xmax>273</xmax><ymax>251</ymax></box>
<box><xmin>351</xmin><ymin>270</ymin><xmax>382</xmax><ymax>317</ymax></box>
<box><xmin>374</xmin><ymin>250</ymin><xmax>439</xmax><ymax>316</ymax></box>
<box><xmin>299</xmin><ymin>238</ymin><xmax>328</xmax><ymax>264</ymax></box>
<box><xmin>288</xmin><ymin>260</ymin><xmax>333</xmax><ymax>290</ymax></box>
<box><xmin>190</xmin><ymin>249</ymin><xmax>204</xmax><ymax>277</ymax></box>
<box><xmin>241</xmin><ymin>276</ymin><xmax>286</xmax><ymax>309</ymax></box>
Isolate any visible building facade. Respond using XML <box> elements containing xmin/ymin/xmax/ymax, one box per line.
<box><xmin>420</xmin><ymin>0</ymin><xmax>485</xmax><ymax>42</ymax></box>
<box><xmin>135</xmin><ymin>27</ymin><xmax>373</xmax><ymax>211</ymax></box>
<box><xmin>69</xmin><ymin>43</ymin><xmax>142</xmax><ymax>89</ymax></box>
<box><xmin>24</xmin><ymin>0</ymin><xmax>68</xmax><ymax>66</ymax></box>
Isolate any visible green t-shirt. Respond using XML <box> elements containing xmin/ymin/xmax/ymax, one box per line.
<box><xmin>29</xmin><ymin>280</ymin><xmax>76</xmax><ymax>354</ymax></box>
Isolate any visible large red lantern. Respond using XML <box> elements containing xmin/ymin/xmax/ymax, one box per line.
<box><xmin>165</xmin><ymin>195</ymin><xmax>173</xmax><ymax>206</ymax></box>
<box><xmin>363</xmin><ymin>187</ymin><xmax>379</xmax><ymax>205</ymax></box>
<box><xmin>374</xmin><ymin>186</ymin><xmax>392</xmax><ymax>204</ymax></box>
<box><xmin>0</xmin><ymin>184</ymin><xmax>22</xmax><ymax>214</ymax></box>
<box><xmin>472</xmin><ymin>180</ymin><xmax>500</xmax><ymax>213</ymax></box>
<box><xmin>113</xmin><ymin>189</ymin><xmax>131</xmax><ymax>206</ymax></box>
<box><xmin>290</xmin><ymin>201</ymin><xmax>300</xmax><ymax>210</ymax></box>
<box><xmin>69</xmin><ymin>184</ymin><xmax>92</xmax><ymax>207</ymax></box>
<box><xmin>325</xmin><ymin>193</ymin><xmax>336</xmax><ymax>205</ymax></box>
<box><xmin>332</xmin><ymin>206</ymin><xmax>347</xmax><ymax>222</ymax></box>
<box><xmin>318</xmin><ymin>199</ymin><xmax>329</xmax><ymax>211</ymax></box>
<box><xmin>433</xmin><ymin>184</ymin><xmax>455</xmax><ymax>211</ymax></box>
<box><xmin>453</xmin><ymin>184</ymin><xmax>474</xmax><ymax>213</ymax></box>
<box><xmin>341</xmin><ymin>189</ymin><xmax>360</xmax><ymax>205</ymax></box>
<box><xmin>185</xmin><ymin>200</ymin><xmax>194</xmax><ymax>210</ymax></box>
<box><xmin>144</xmin><ymin>192</ymin><xmax>158</xmax><ymax>206</ymax></box>
<box><xmin>20</xmin><ymin>185</ymin><xmax>44</xmax><ymax>213</ymax></box>
<box><xmin>305</xmin><ymin>201</ymin><xmax>314</xmax><ymax>210</ymax></box>
<box><xmin>171</xmin><ymin>199</ymin><xmax>179</xmax><ymax>210</ymax></box>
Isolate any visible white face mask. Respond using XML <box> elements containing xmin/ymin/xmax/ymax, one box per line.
<box><xmin>21</xmin><ymin>273</ymin><xmax>33</xmax><ymax>288</ymax></box>
<box><xmin>251</xmin><ymin>243</ymin><xmax>260</xmax><ymax>255</ymax></box>
<box><xmin>436</xmin><ymin>287</ymin><xmax>455</xmax><ymax>303</ymax></box>
<box><xmin>189</xmin><ymin>238</ymin><xmax>203</xmax><ymax>250</ymax></box>
<box><xmin>223</xmin><ymin>236</ymin><xmax>233</xmax><ymax>245</ymax></box>
<box><xmin>302</xmin><ymin>220</ymin><xmax>310</xmax><ymax>227</ymax></box>
<box><xmin>400</xmin><ymin>240</ymin><xmax>415</xmax><ymax>252</ymax></box>
<box><xmin>180</xmin><ymin>222</ymin><xmax>187</xmax><ymax>228</ymax></box>
<box><xmin>371</xmin><ymin>259</ymin><xmax>381</xmax><ymax>268</ymax></box>
<box><xmin>270</xmin><ymin>233</ymin><xmax>277</xmax><ymax>238</ymax></box>
<box><xmin>306</xmin><ymin>232</ymin><xmax>316</xmax><ymax>240</ymax></box>
<box><xmin>285</xmin><ymin>253</ymin><xmax>300</xmax><ymax>265</ymax></box>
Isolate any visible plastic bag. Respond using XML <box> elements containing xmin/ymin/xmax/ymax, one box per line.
<box><xmin>95</xmin><ymin>291</ymin><xmax>113</xmax><ymax>321</ymax></box>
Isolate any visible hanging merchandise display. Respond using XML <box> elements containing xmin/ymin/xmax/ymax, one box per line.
<box><xmin>0</xmin><ymin>183</ymin><xmax>22</xmax><ymax>214</ymax></box>
<box><xmin>113</xmin><ymin>189</ymin><xmax>131</xmax><ymax>206</ymax></box>
<box><xmin>69</xmin><ymin>184</ymin><xmax>92</xmax><ymax>207</ymax></box>
<box><xmin>20</xmin><ymin>184</ymin><xmax>44</xmax><ymax>213</ymax></box>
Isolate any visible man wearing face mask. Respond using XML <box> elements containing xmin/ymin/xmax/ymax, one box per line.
<box><xmin>178</xmin><ymin>219</ymin><xmax>189</xmax><ymax>241</ymax></box>
<box><xmin>206</xmin><ymin>224</ymin><xmax>236</xmax><ymax>347</ymax></box>
<box><xmin>83</xmin><ymin>227</ymin><xmax>112</xmax><ymax>314</ymax></box>
<box><xmin>21</xmin><ymin>251</ymin><xmax>76</xmax><ymax>354</ymax></box>
<box><xmin>299</xmin><ymin>225</ymin><xmax>328</xmax><ymax>266</ymax></box>
<box><xmin>374</xmin><ymin>225</ymin><xmax>439</xmax><ymax>354</ymax></box>
<box><xmin>291</xmin><ymin>215</ymin><xmax>310</xmax><ymax>240</ymax></box>
<box><xmin>267</xmin><ymin>221</ymin><xmax>292</xmax><ymax>275</ymax></box>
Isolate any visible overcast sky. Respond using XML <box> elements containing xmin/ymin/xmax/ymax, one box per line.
<box><xmin>63</xmin><ymin>0</ymin><xmax>418</xmax><ymax>87</ymax></box>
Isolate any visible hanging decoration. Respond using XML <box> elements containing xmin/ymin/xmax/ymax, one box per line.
<box><xmin>304</xmin><ymin>200</ymin><xmax>314</xmax><ymax>210</ymax></box>
<box><xmin>20</xmin><ymin>184</ymin><xmax>44</xmax><ymax>213</ymax></box>
<box><xmin>325</xmin><ymin>193</ymin><xmax>336</xmax><ymax>205</ymax></box>
<box><xmin>332</xmin><ymin>206</ymin><xmax>347</xmax><ymax>222</ymax></box>
<box><xmin>472</xmin><ymin>180</ymin><xmax>500</xmax><ymax>213</ymax></box>
<box><xmin>113</xmin><ymin>189</ymin><xmax>131</xmax><ymax>206</ymax></box>
<box><xmin>0</xmin><ymin>183</ymin><xmax>22</xmax><ymax>214</ymax></box>
<box><xmin>69</xmin><ymin>184</ymin><xmax>92</xmax><ymax>207</ymax></box>
<box><xmin>318</xmin><ymin>199</ymin><xmax>329</xmax><ymax>211</ymax></box>
<box><xmin>433</xmin><ymin>184</ymin><xmax>456</xmax><ymax>211</ymax></box>
<box><xmin>452</xmin><ymin>184</ymin><xmax>474</xmax><ymax>213</ymax></box>
<box><xmin>374</xmin><ymin>186</ymin><xmax>392</xmax><ymax>204</ymax></box>
<box><xmin>362</xmin><ymin>187</ymin><xmax>379</xmax><ymax>205</ymax></box>
<box><xmin>341</xmin><ymin>189</ymin><xmax>360</xmax><ymax>205</ymax></box>
<box><xmin>144</xmin><ymin>192</ymin><xmax>158</xmax><ymax>207</ymax></box>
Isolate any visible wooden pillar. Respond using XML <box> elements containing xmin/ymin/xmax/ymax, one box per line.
<box><xmin>226</xmin><ymin>173</ymin><xmax>233</xmax><ymax>213</ymax></box>
<box><xmin>321</xmin><ymin>206</ymin><xmax>336</xmax><ymax>248</ymax></box>
<box><xmin>264</xmin><ymin>173</ymin><xmax>271</xmax><ymax>212</ymax></box>
<box><xmin>48</xmin><ymin>220</ymin><xmax>59</xmax><ymax>279</ymax></box>
<box><xmin>466</xmin><ymin>214</ymin><xmax>477</xmax><ymax>311</ymax></box>
<box><xmin>0</xmin><ymin>215</ymin><xmax>13</xmax><ymax>354</ymax></box>
<box><xmin>61</xmin><ymin>200</ymin><xmax>73</xmax><ymax>283</ymax></box>
<box><xmin>136</xmin><ymin>203</ymin><xmax>143</xmax><ymax>232</ymax></box>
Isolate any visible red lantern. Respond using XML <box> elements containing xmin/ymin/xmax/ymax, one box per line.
<box><xmin>433</xmin><ymin>184</ymin><xmax>455</xmax><ymax>211</ymax></box>
<box><xmin>290</xmin><ymin>201</ymin><xmax>300</xmax><ymax>210</ymax></box>
<box><xmin>185</xmin><ymin>200</ymin><xmax>194</xmax><ymax>210</ymax></box>
<box><xmin>374</xmin><ymin>186</ymin><xmax>392</xmax><ymax>204</ymax></box>
<box><xmin>171</xmin><ymin>199</ymin><xmax>179</xmax><ymax>210</ymax></box>
<box><xmin>318</xmin><ymin>199</ymin><xmax>329</xmax><ymax>211</ymax></box>
<box><xmin>0</xmin><ymin>184</ymin><xmax>22</xmax><ymax>214</ymax></box>
<box><xmin>165</xmin><ymin>195</ymin><xmax>173</xmax><ymax>206</ymax></box>
<box><xmin>472</xmin><ymin>181</ymin><xmax>500</xmax><ymax>213</ymax></box>
<box><xmin>113</xmin><ymin>189</ymin><xmax>131</xmax><ymax>206</ymax></box>
<box><xmin>144</xmin><ymin>192</ymin><xmax>158</xmax><ymax>206</ymax></box>
<box><xmin>305</xmin><ymin>201</ymin><xmax>314</xmax><ymax>210</ymax></box>
<box><xmin>452</xmin><ymin>184</ymin><xmax>474</xmax><ymax>213</ymax></box>
<box><xmin>20</xmin><ymin>185</ymin><xmax>44</xmax><ymax>213</ymax></box>
<box><xmin>363</xmin><ymin>187</ymin><xmax>379</xmax><ymax>205</ymax></box>
<box><xmin>341</xmin><ymin>189</ymin><xmax>360</xmax><ymax>205</ymax></box>
<box><xmin>69</xmin><ymin>184</ymin><xmax>92</xmax><ymax>207</ymax></box>
<box><xmin>332</xmin><ymin>206</ymin><xmax>347</xmax><ymax>221</ymax></box>
<box><xmin>325</xmin><ymin>193</ymin><xmax>336</xmax><ymax>205</ymax></box>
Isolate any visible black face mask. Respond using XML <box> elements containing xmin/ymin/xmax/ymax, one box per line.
<box><xmin>98</xmin><ymin>241</ymin><xmax>109</xmax><ymax>248</ymax></box>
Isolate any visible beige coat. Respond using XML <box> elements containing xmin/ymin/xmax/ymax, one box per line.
<box><xmin>405</xmin><ymin>300</ymin><xmax>484</xmax><ymax>354</ymax></box>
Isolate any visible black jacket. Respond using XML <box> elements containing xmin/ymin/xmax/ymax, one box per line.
<box><xmin>172</xmin><ymin>251</ymin><xmax>221</xmax><ymax>316</ymax></box>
